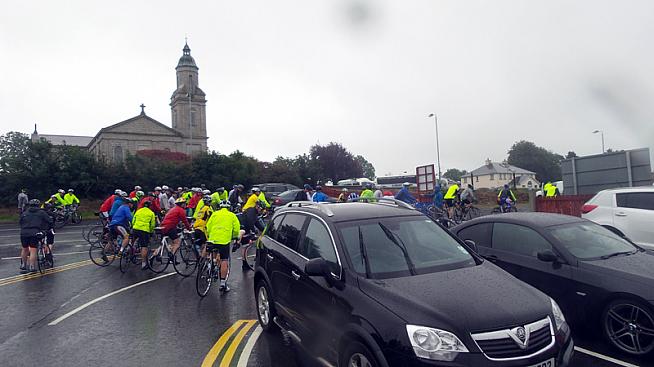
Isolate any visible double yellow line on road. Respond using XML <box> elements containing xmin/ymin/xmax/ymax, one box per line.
<box><xmin>202</xmin><ymin>319</ymin><xmax>258</xmax><ymax>367</ymax></box>
<box><xmin>0</xmin><ymin>259</ymin><xmax>93</xmax><ymax>287</ymax></box>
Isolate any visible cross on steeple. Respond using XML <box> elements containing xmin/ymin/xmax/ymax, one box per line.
<box><xmin>140</xmin><ymin>103</ymin><xmax>146</xmax><ymax>115</ymax></box>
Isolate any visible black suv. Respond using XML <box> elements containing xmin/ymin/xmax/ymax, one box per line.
<box><xmin>254</xmin><ymin>199</ymin><xmax>574</xmax><ymax>366</ymax></box>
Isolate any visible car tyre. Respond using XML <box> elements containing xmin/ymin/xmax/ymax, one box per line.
<box><xmin>256</xmin><ymin>280</ymin><xmax>278</xmax><ymax>332</ymax></box>
<box><xmin>602</xmin><ymin>298</ymin><xmax>654</xmax><ymax>355</ymax></box>
<box><xmin>340</xmin><ymin>340</ymin><xmax>379</xmax><ymax>367</ymax></box>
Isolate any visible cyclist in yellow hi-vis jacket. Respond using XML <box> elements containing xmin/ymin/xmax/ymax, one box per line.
<box><xmin>206</xmin><ymin>200</ymin><xmax>241</xmax><ymax>292</ymax></box>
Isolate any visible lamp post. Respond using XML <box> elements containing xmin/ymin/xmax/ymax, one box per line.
<box><xmin>592</xmin><ymin>130</ymin><xmax>605</xmax><ymax>153</ymax></box>
<box><xmin>428</xmin><ymin>113</ymin><xmax>442</xmax><ymax>182</ymax></box>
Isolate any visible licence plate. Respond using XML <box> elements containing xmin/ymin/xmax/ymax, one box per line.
<box><xmin>527</xmin><ymin>358</ymin><xmax>555</xmax><ymax>367</ymax></box>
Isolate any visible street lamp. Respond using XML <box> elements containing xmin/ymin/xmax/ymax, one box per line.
<box><xmin>427</xmin><ymin>113</ymin><xmax>442</xmax><ymax>182</ymax></box>
<box><xmin>592</xmin><ymin>130</ymin><xmax>605</xmax><ymax>153</ymax></box>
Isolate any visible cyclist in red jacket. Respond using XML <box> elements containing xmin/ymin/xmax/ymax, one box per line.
<box><xmin>138</xmin><ymin>192</ymin><xmax>162</xmax><ymax>214</ymax></box>
<box><xmin>159</xmin><ymin>197</ymin><xmax>192</xmax><ymax>256</ymax></box>
<box><xmin>99</xmin><ymin>189</ymin><xmax>121</xmax><ymax>220</ymax></box>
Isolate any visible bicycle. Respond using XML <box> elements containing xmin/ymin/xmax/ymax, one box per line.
<box><xmin>119</xmin><ymin>236</ymin><xmax>141</xmax><ymax>273</ymax></box>
<box><xmin>492</xmin><ymin>199</ymin><xmax>518</xmax><ymax>214</ymax></box>
<box><xmin>89</xmin><ymin>227</ymin><xmax>121</xmax><ymax>267</ymax></box>
<box><xmin>196</xmin><ymin>243</ymin><xmax>230</xmax><ymax>297</ymax></box>
<box><xmin>82</xmin><ymin>212</ymin><xmax>109</xmax><ymax>243</ymax></box>
<box><xmin>54</xmin><ymin>205</ymin><xmax>82</xmax><ymax>229</ymax></box>
<box><xmin>35</xmin><ymin>232</ymin><xmax>54</xmax><ymax>274</ymax></box>
<box><xmin>148</xmin><ymin>228</ymin><xmax>196</xmax><ymax>276</ymax></box>
<box><xmin>232</xmin><ymin>232</ymin><xmax>257</xmax><ymax>271</ymax></box>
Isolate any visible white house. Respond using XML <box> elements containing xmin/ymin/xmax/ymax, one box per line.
<box><xmin>464</xmin><ymin>159</ymin><xmax>540</xmax><ymax>189</ymax></box>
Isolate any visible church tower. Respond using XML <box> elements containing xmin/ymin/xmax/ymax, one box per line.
<box><xmin>170</xmin><ymin>42</ymin><xmax>208</xmax><ymax>153</ymax></box>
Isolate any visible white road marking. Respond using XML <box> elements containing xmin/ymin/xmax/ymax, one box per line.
<box><xmin>574</xmin><ymin>346</ymin><xmax>640</xmax><ymax>367</ymax></box>
<box><xmin>1</xmin><ymin>251</ymin><xmax>88</xmax><ymax>260</ymax></box>
<box><xmin>0</xmin><ymin>239</ymin><xmax>88</xmax><ymax>248</ymax></box>
<box><xmin>0</xmin><ymin>224</ymin><xmax>88</xmax><ymax>232</ymax></box>
<box><xmin>237</xmin><ymin>325</ymin><xmax>263</xmax><ymax>367</ymax></box>
<box><xmin>48</xmin><ymin>272</ymin><xmax>176</xmax><ymax>325</ymax></box>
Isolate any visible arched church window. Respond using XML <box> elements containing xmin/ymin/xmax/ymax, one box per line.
<box><xmin>113</xmin><ymin>146</ymin><xmax>124</xmax><ymax>162</ymax></box>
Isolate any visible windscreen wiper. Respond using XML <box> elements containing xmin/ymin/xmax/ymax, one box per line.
<box><xmin>600</xmin><ymin>250</ymin><xmax>636</xmax><ymax>260</ymax></box>
<box><xmin>378</xmin><ymin>222</ymin><xmax>416</xmax><ymax>275</ymax></box>
<box><xmin>358</xmin><ymin>227</ymin><xmax>372</xmax><ymax>278</ymax></box>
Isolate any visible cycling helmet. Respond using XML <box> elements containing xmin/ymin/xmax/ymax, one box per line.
<box><xmin>238</xmin><ymin>184</ymin><xmax>245</xmax><ymax>190</ymax></box>
<box><xmin>154</xmin><ymin>186</ymin><xmax>162</xmax><ymax>191</ymax></box>
<box><xmin>252</xmin><ymin>187</ymin><xmax>261</xmax><ymax>193</ymax></box>
<box><xmin>315</xmin><ymin>185</ymin><xmax>322</xmax><ymax>191</ymax></box>
<box><xmin>217</xmin><ymin>187</ymin><xmax>225</xmax><ymax>192</ymax></box>
<box><xmin>193</xmin><ymin>187</ymin><xmax>202</xmax><ymax>193</ymax></box>
<box><xmin>175</xmin><ymin>197</ymin><xmax>187</xmax><ymax>205</ymax></box>
<box><xmin>162</xmin><ymin>185</ymin><xmax>169</xmax><ymax>190</ymax></box>
<box><xmin>402</xmin><ymin>182</ymin><xmax>411</xmax><ymax>187</ymax></box>
<box><xmin>202</xmin><ymin>189</ymin><xmax>211</xmax><ymax>195</ymax></box>
<box><xmin>219</xmin><ymin>200</ymin><xmax>231</xmax><ymax>208</ymax></box>
<box><xmin>130</xmin><ymin>198</ymin><xmax>138</xmax><ymax>204</ymax></box>
<box><xmin>58</xmin><ymin>189</ymin><xmax>65</xmax><ymax>194</ymax></box>
<box><xmin>342</xmin><ymin>188</ymin><xmax>348</xmax><ymax>192</ymax></box>
<box><xmin>51</xmin><ymin>194</ymin><xmax>57</xmax><ymax>199</ymax></box>
<box><xmin>120</xmin><ymin>191</ymin><xmax>128</xmax><ymax>197</ymax></box>
<box><xmin>68</xmin><ymin>188</ymin><xmax>75</xmax><ymax>193</ymax></box>
<box><xmin>202</xmin><ymin>195</ymin><xmax>212</xmax><ymax>203</ymax></box>
<box><xmin>303</xmin><ymin>184</ymin><xmax>312</xmax><ymax>190</ymax></box>
<box><xmin>28</xmin><ymin>199</ymin><xmax>41</xmax><ymax>207</ymax></box>
<box><xmin>136</xmin><ymin>190</ymin><xmax>144</xmax><ymax>197</ymax></box>
<box><xmin>115</xmin><ymin>189</ymin><xmax>122</xmax><ymax>194</ymax></box>
<box><xmin>177</xmin><ymin>187</ymin><xmax>183</xmax><ymax>191</ymax></box>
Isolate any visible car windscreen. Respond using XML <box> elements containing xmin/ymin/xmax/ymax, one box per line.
<box><xmin>547</xmin><ymin>222</ymin><xmax>637</xmax><ymax>260</ymax></box>
<box><xmin>337</xmin><ymin>216</ymin><xmax>476</xmax><ymax>279</ymax></box>
<box><xmin>278</xmin><ymin>190</ymin><xmax>298</xmax><ymax>199</ymax></box>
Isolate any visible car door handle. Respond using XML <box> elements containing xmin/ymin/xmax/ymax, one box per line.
<box><xmin>266</xmin><ymin>254</ymin><xmax>274</xmax><ymax>261</ymax></box>
<box><xmin>615</xmin><ymin>212</ymin><xmax>627</xmax><ymax>217</ymax></box>
<box><xmin>291</xmin><ymin>270</ymin><xmax>301</xmax><ymax>280</ymax></box>
<box><xmin>486</xmin><ymin>255</ymin><xmax>498</xmax><ymax>262</ymax></box>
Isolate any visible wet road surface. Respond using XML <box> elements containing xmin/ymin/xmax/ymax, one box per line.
<box><xmin>0</xmin><ymin>222</ymin><xmax>650</xmax><ymax>367</ymax></box>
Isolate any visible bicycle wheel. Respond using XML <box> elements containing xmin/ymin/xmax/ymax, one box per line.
<box><xmin>243</xmin><ymin>243</ymin><xmax>256</xmax><ymax>271</ymax></box>
<box><xmin>148</xmin><ymin>244</ymin><xmax>171</xmax><ymax>273</ymax></box>
<box><xmin>72</xmin><ymin>212</ymin><xmax>82</xmax><ymax>224</ymax></box>
<box><xmin>37</xmin><ymin>246</ymin><xmax>46</xmax><ymax>274</ymax></box>
<box><xmin>84</xmin><ymin>225</ymin><xmax>104</xmax><ymax>244</ymax></box>
<box><xmin>89</xmin><ymin>238</ymin><xmax>116</xmax><ymax>267</ymax></box>
<box><xmin>470</xmin><ymin>207</ymin><xmax>481</xmax><ymax>219</ymax></box>
<box><xmin>510</xmin><ymin>206</ymin><xmax>518</xmax><ymax>213</ymax></box>
<box><xmin>173</xmin><ymin>240</ymin><xmax>199</xmax><ymax>277</ymax></box>
<box><xmin>54</xmin><ymin>214</ymin><xmax>66</xmax><ymax>229</ymax></box>
<box><xmin>119</xmin><ymin>245</ymin><xmax>133</xmax><ymax>273</ymax></box>
<box><xmin>196</xmin><ymin>258</ymin><xmax>213</xmax><ymax>297</ymax></box>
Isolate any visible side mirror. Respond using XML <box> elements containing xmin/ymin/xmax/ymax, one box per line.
<box><xmin>537</xmin><ymin>250</ymin><xmax>558</xmax><ymax>262</ymax></box>
<box><xmin>305</xmin><ymin>257</ymin><xmax>329</xmax><ymax>277</ymax></box>
<box><xmin>464</xmin><ymin>239</ymin><xmax>479</xmax><ymax>254</ymax></box>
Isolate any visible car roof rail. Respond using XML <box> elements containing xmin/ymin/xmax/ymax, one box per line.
<box><xmin>348</xmin><ymin>197</ymin><xmax>416</xmax><ymax>210</ymax></box>
<box><xmin>285</xmin><ymin>201</ymin><xmax>334</xmax><ymax>217</ymax></box>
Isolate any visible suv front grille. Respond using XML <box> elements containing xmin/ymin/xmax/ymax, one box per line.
<box><xmin>471</xmin><ymin>317</ymin><xmax>554</xmax><ymax>360</ymax></box>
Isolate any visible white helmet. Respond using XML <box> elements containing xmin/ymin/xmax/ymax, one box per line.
<box><xmin>115</xmin><ymin>189</ymin><xmax>122</xmax><ymax>194</ymax></box>
<box><xmin>134</xmin><ymin>185</ymin><xmax>142</xmax><ymax>190</ymax></box>
<box><xmin>202</xmin><ymin>189</ymin><xmax>211</xmax><ymax>195</ymax></box>
<box><xmin>58</xmin><ymin>189</ymin><xmax>65</xmax><ymax>194</ymax></box>
<box><xmin>342</xmin><ymin>188</ymin><xmax>349</xmax><ymax>192</ymax></box>
<box><xmin>402</xmin><ymin>182</ymin><xmax>411</xmax><ymax>187</ymax></box>
<box><xmin>154</xmin><ymin>186</ymin><xmax>162</xmax><ymax>191</ymax></box>
<box><xmin>193</xmin><ymin>187</ymin><xmax>202</xmax><ymax>193</ymax></box>
<box><xmin>162</xmin><ymin>185</ymin><xmax>169</xmax><ymax>190</ymax></box>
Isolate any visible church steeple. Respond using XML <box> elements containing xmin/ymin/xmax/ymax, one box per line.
<box><xmin>170</xmin><ymin>41</ymin><xmax>207</xmax><ymax>154</ymax></box>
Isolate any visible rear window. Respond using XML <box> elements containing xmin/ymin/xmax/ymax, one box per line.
<box><xmin>279</xmin><ymin>190</ymin><xmax>298</xmax><ymax>199</ymax></box>
<box><xmin>275</xmin><ymin>213</ymin><xmax>306</xmax><ymax>251</ymax></box>
<box><xmin>548</xmin><ymin>222</ymin><xmax>637</xmax><ymax>260</ymax></box>
<box><xmin>338</xmin><ymin>217</ymin><xmax>476</xmax><ymax>279</ymax></box>
<box><xmin>616</xmin><ymin>192</ymin><xmax>654</xmax><ymax>211</ymax></box>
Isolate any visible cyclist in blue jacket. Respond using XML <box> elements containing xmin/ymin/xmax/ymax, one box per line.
<box><xmin>394</xmin><ymin>182</ymin><xmax>417</xmax><ymax>204</ymax></box>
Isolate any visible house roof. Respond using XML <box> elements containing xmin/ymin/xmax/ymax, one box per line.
<box><xmin>37</xmin><ymin>134</ymin><xmax>94</xmax><ymax>147</ymax></box>
<box><xmin>470</xmin><ymin>162</ymin><xmax>535</xmax><ymax>176</ymax></box>
<box><xmin>510</xmin><ymin>175</ymin><xmax>541</xmax><ymax>186</ymax></box>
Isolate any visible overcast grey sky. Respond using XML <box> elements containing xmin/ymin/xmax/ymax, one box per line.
<box><xmin>1</xmin><ymin>0</ymin><xmax>653</xmax><ymax>176</ymax></box>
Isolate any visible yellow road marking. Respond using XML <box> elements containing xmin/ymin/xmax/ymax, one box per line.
<box><xmin>201</xmin><ymin>320</ymin><xmax>248</xmax><ymax>367</ymax></box>
<box><xmin>0</xmin><ymin>259</ymin><xmax>93</xmax><ymax>287</ymax></box>
<box><xmin>220</xmin><ymin>320</ymin><xmax>257</xmax><ymax>367</ymax></box>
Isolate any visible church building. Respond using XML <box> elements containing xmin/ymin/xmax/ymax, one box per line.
<box><xmin>31</xmin><ymin>42</ymin><xmax>208</xmax><ymax>162</ymax></box>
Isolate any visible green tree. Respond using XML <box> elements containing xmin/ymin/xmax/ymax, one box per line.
<box><xmin>309</xmin><ymin>142</ymin><xmax>364</xmax><ymax>182</ymax></box>
<box><xmin>443</xmin><ymin>168</ymin><xmax>468</xmax><ymax>181</ymax></box>
<box><xmin>507</xmin><ymin>141</ymin><xmax>564</xmax><ymax>182</ymax></box>
<box><xmin>355</xmin><ymin>155</ymin><xmax>376</xmax><ymax>180</ymax></box>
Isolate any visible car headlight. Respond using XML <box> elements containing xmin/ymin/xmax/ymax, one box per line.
<box><xmin>551</xmin><ymin>298</ymin><xmax>566</xmax><ymax>330</ymax></box>
<box><xmin>406</xmin><ymin>325</ymin><xmax>469</xmax><ymax>362</ymax></box>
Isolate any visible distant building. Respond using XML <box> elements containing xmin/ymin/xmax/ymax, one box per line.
<box><xmin>30</xmin><ymin>42</ymin><xmax>208</xmax><ymax>163</ymax></box>
<box><xmin>465</xmin><ymin>159</ymin><xmax>539</xmax><ymax>189</ymax></box>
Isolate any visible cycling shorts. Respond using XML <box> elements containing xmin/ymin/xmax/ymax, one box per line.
<box><xmin>21</xmin><ymin>235</ymin><xmax>39</xmax><ymax>249</ymax></box>
<box><xmin>132</xmin><ymin>229</ymin><xmax>151</xmax><ymax>248</ymax></box>
<box><xmin>110</xmin><ymin>225</ymin><xmax>128</xmax><ymax>239</ymax></box>
<box><xmin>46</xmin><ymin>229</ymin><xmax>55</xmax><ymax>245</ymax></box>
<box><xmin>444</xmin><ymin>199</ymin><xmax>455</xmax><ymax>207</ymax></box>
<box><xmin>206</xmin><ymin>243</ymin><xmax>230</xmax><ymax>260</ymax></box>
<box><xmin>194</xmin><ymin>229</ymin><xmax>207</xmax><ymax>246</ymax></box>
<box><xmin>163</xmin><ymin>228</ymin><xmax>180</xmax><ymax>241</ymax></box>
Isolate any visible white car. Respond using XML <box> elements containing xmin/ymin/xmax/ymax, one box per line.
<box><xmin>581</xmin><ymin>186</ymin><xmax>654</xmax><ymax>249</ymax></box>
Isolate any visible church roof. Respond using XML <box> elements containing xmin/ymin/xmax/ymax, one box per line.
<box><xmin>176</xmin><ymin>42</ymin><xmax>198</xmax><ymax>69</ymax></box>
<box><xmin>37</xmin><ymin>134</ymin><xmax>93</xmax><ymax>147</ymax></box>
<box><xmin>87</xmin><ymin>113</ymin><xmax>183</xmax><ymax>148</ymax></box>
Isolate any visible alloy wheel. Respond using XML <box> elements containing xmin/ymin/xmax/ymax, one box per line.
<box><xmin>258</xmin><ymin>286</ymin><xmax>270</xmax><ymax>326</ymax></box>
<box><xmin>348</xmin><ymin>353</ymin><xmax>373</xmax><ymax>367</ymax></box>
<box><xmin>604</xmin><ymin>302</ymin><xmax>654</xmax><ymax>355</ymax></box>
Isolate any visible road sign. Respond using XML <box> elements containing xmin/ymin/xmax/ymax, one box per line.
<box><xmin>416</xmin><ymin>164</ymin><xmax>436</xmax><ymax>192</ymax></box>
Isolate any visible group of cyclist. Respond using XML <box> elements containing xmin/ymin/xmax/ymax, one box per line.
<box><xmin>95</xmin><ymin>185</ymin><xmax>270</xmax><ymax>292</ymax></box>
<box><xmin>17</xmin><ymin>187</ymin><xmax>81</xmax><ymax>274</ymax></box>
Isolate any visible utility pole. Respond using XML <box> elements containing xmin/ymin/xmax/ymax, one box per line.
<box><xmin>428</xmin><ymin>113</ymin><xmax>442</xmax><ymax>182</ymax></box>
